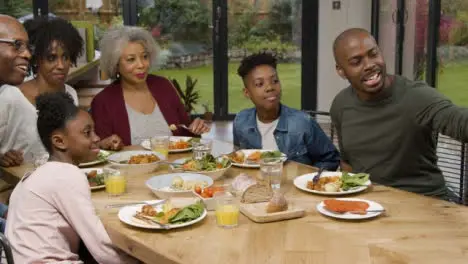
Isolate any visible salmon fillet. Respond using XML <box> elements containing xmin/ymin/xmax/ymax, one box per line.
<box><xmin>323</xmin><ymin>199</ymin><xmax>370</xmax><ymax>214</ymax></box>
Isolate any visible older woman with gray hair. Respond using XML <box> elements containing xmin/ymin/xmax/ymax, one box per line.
<box><xmin>91</xmin><ymin>26</ymin><xmax>209</xmax><ymax>146</ymax></box>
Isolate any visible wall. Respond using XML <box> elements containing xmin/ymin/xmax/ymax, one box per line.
<box><xmin>317</xmin><ymin>0</ymin><xmax>372</xmax><ymax>112</ymax></box>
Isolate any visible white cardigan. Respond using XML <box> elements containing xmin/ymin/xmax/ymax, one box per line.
<box><xmin>0</xmin><ymin>84</ymin><xmax>79</xmax><ymax>157</ymax></box>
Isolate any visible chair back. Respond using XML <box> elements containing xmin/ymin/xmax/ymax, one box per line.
<box><xmin>0</xmin><ymin>233</ymin><xmax>15</xmax><ymax>264</ymax></box>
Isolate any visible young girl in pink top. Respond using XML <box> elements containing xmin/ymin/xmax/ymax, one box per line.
<box><xmin>5</xmin><ymin>92</ymin><xmax>139</xmax><ymax>263</ymax></box>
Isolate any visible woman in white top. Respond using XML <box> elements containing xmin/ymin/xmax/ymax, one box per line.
<box><xmin>6</xmin><ymin>92</ymin><xmax>139</xmax><ymax>264</ymax></box>
<box><xmin>0</xmin><ymin>17</ymin><xmax>124</xmax><ymax>167</ymax></box>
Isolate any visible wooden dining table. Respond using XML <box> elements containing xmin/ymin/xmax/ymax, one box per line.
<box><xmin>2</xmin><ymin>140</ymin><xmax>468</xmax><ymax>264</ymax></box>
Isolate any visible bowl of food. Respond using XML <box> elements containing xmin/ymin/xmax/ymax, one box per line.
<box><xmin>107</xmin><ymin>150</ymin><xmax>165</xmax><ymax>174</ymax></box>
<box><xmin>146</xmin><ymin>173</ymin><xmax>213</xmax><ymax>199</ymax></box>
<box><xmin>170</xmin><ymin>154</ymin><xmax>232</xmax><ymax>181</ymax></box>
<box><xmin>192</xmin><ymin>184</ymin><xmax>230</xmax><ymax>210</ymax></box>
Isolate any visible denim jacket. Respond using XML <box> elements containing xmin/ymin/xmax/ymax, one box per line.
<box><xmin>233</xmin><ymin>105</ymin><xmax>340</xmax><ymax>170</ymax></box>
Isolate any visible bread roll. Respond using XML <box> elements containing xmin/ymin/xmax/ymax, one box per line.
<box><xmin>241</xmin><ymin>183</ymin><xmax>273</xmax><ymax>203</ymax></box>
<box><xmin>266</xmin><ymin>192</ymin><xmax>288</xmax><ymax>213</ymax></box>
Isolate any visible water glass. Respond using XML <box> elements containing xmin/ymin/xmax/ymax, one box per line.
<box><xmin>104</xmin><ymin>168</ymin><xmax>127</xmax><ymax>196</ymax></box>
<box><xmin>214</xmin><ymin>191</ymin><xmax>240</xmax><ymax>228</ymax></box>
<box><xmin>150</xmin><ymin>136</ymin><xmax>169</xmax><ymax>160</ymax></box>
<box><xmin>260</xmin><ymin>157</ymin><xmax>284</xmax><ymax>191</ymax></box>
<box><xmin>192</xmin><ymin>139</ymin><xmax>212</xmax><ymax>160</ymax></box>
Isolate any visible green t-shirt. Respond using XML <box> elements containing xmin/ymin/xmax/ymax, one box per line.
<box><xmin>330</xmin><ymin>75</ymin><xmax>468</xmax><ymax>197</ymax></box>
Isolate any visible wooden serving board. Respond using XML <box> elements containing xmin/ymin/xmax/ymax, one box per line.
<box><xmin>239</xmin><ymin>202</ymin><xmax>306</xmax><ymax>223</ymax></box>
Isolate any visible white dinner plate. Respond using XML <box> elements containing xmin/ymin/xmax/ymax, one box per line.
<box><xmin>293</xmin><ymin>172</ymin><xmax>371</xmax><ymax>196</ymax></box>
<box><xmin>118</xmin><ymin>202</ymin><xmax>207</xmax><ymax>229</ymax></box>
<box><xmin>141</xmin><ymin>136</ymin><xmax>193</xmax><ymax>153</ymax></box>
<box><xmin>78</xmin><ymin>150</ymin><xmax>110</xmax><ymax>167</ymax></box>
<box><xmin>81</xmin><ymin>168</ymin><xmax>106</xmax><ymax>190</ymax></box>
<box><xmin>316</xmin><ymin>198</ymin><xmax>384</xmax><ymax>220</ymax></box>
<box><xmin>229</xmin><ymin>149</ymin><xmax>287</xmax><ymax>168</ymax></box>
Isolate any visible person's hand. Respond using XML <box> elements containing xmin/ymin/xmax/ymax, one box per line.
<box><xmin>339</xmin><ymin>161</ymin><xmax>353</xmax><ymax>172</ymax></box>
<box><xmin>0</xmin><ymin>150</ymin><xmax>23</xmax><ymax>167</ymax></box>
<box><xmin>188</xmin><ymin>118</ymin><xmax>210</xmax><ymax>135</ymax></box>
<box><xmin>99</xmin><ymin>135</ymin><xmax>124</xmax><ymax>151</ymax></box>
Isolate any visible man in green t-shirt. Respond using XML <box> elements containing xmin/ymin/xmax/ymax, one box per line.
<box><xmin>330</xmin><ymin>28</ymin><xmax>468</xmax><ymax>199</ymax></box>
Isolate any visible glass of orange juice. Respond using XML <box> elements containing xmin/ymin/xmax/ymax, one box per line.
<box><xmin>214</xmin><ymin>191</ymin><xmax>240</xmax><ymax>228</ymax></box>
<box><xmin>150</xmin><ymin>136</ymin><xmax>169</xmax><ymax>160</ymax></box>
<box><xmin>104</xmin><ymin>168</ymin><xmax>127</xmax><ymax>196</ymax></box>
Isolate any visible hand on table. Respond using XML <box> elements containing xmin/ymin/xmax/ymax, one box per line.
<box><xmin>0</xmin><ymin>150</ymin><xmax>23</xmax><ymax>167</ymax></box>
<box><xmin>99</xmin><ymin>135</ymin><xmax>124</xmax><ymax>151</ymax></box>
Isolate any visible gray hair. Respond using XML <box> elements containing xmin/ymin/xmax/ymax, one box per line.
<box><xmin>99</xmin><ymin>26</ymin><xmax>160</xmax><ymax>79</ymax></box>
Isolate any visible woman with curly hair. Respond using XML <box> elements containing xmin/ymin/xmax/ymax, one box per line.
<box><xmin>5</xmin><ymin>92</ymin><xmax>139</xmax><ymax>264</ymax></box>
<box><xmin>18</xmin><ymin>17</ymin><xmax>123</xmax><ymax>152</ymax></box>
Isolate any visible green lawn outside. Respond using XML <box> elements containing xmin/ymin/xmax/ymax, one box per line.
<box><xmin>437</xmin><ymin>62</ymin><xmax>468</xmax><ymax>107</ymax></box>
<box><xmin>153</xmin><ymin>61</ymin><xmax>468</xmax><ymax>114</ymax></box>
<box><xmin>153</xmin><ymin>62</ymin><xmax>301</xmax><ymax>114</ymax></box>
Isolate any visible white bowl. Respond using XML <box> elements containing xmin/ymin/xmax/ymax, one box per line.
<box><xmin>192</xmin><ymin>184</ymin><xmax>231</xmax><ymax>211</ymax></box>
<box><xmin>146</xmin><ymin>173</ymin><xmax>214</xmax><ymax>199</ymax></box>
<box><xmin>107</xmin><ymin>150</ymin><xmax>165</xmax><ymax>175</ymax></box>
<box><xmin>193</xmin><ymin>191</ymin><xmax>216</xmax><ymax>211</ymax></box>
<box><xmin>170</xmin><ymin>157</ymin><xmax>232</xmax><ymax>181</ymax></box>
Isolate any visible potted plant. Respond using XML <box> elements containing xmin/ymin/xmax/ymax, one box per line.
<box><xmin>202</xmin><ymin>102</ymin><xmax>213</xmax><ymax>122</ymax></box>
<box><xmin>171</xmin><ymin>75</ymin><xmax>200</xmax><ymax>114</ymax></box>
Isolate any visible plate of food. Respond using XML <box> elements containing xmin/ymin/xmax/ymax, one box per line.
<box><xmin>119</xmin><ymin>198</ymin><xmax>207</xmax><ymax>229</ymax></box>
<box><xmin>141</xmin><ymin>137</ymin><xmax>199</xmax><ymax>153</ymax></box>
<box><xmin>78</xmin><ymin>150</ymin><xmax>111</xmax><ymax>167</ymax></box>
<box><xmin>294</xmin><ymin>171</ymin><xmax>371</xmax><ymax>195</ymax></box>
<box><xmin>226</xmin><ymin>149</ymin><xmax>287</xmax><ymax>168</ymax></box>
<box><xmin>170</xmin><ymin>154</ymin><xmax>231</xmax><ymax>180</ymax></box>
<box><xmin>82</xmin><ymin>168</ymin><xmax>106</xmax><ymax>190</ymax></box>
<box><xmin>107</xmin><ymin>150</ymin><xmax>165</xmax><ymax>174</ymax></box>
<box><xmin>146</xmin><ymin>172</ymin><xmax>213</xmax><ymax>199</ymax></box>
<box><xmin>316</xmin><ymin>198</ymin><xmax>384</xmax><ymax>220</ymax></box>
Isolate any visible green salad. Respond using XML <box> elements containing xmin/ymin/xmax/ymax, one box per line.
<box><xmin>341</xmin><ymin>172</ymin><xmax>370</xmax><ymax>191</ymax></box>
<box><xmin>169</xmin><ymin>201</ymin><xmax>205</xmax><ymax>224</ymax></box>
<box><xmin>260</xmin><ymin>150</ymin><xmax>283</xmax><ymax>159</ymax></box>
<box><xmin>86</xmin><ymin>170</ymin><xmax>105</xmax><ymax>187</ymax></box>
<box><xmin>179</xmin><ymin>154</ymin><xmax>231</xmax><ymax>171</ymax></box>
<box><xmin>97</xmin><ymin>151</ymin><xmax>110</xmax><ymax>161</ymax></box>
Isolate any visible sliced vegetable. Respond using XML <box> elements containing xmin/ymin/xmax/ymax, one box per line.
<box><xmin>341</xmin><ymin>172</ymin><xmax>370</xmax><ymax>191</ymax></box>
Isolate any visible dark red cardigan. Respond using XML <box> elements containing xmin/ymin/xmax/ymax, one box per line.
<box><xmin>90</xmin><ymin>74</ymin><xmax>194</xmax><ymax>146</ymax></box>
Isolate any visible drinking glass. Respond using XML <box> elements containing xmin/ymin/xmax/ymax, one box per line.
<box><xmin>214</xmin><ymin>191</ymin><xmax>240</xmax><ymax>228</ymax></box>
<box><xmin>150</xmin><ymin>136</ymin><xmax>169</xmax><ymax>160</ymax></box>
<box><xmin>104</xmin><ymin>167</ymin><xmax>127</xmax><ymax>196</ymax></box>
<box><xmin>192</xmin><ymin>139</ymin><xmax>212</xmax><ymax>160</ymax></box>
<box><xmin>260</xmin><ymin>157</ymin><xmax>284</xmax><ymax>191</ymax></box>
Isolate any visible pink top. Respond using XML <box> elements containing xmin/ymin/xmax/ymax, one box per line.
<box><xmin>5</xmin><ymin>162</ymin><xmax>139</xmax><ymax>264</ymax></box>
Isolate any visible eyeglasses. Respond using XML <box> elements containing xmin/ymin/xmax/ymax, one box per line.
<box><xmin>0</xmin><ymin>38</ymin><xmax>34</xmax><ymax>53</ymax></box>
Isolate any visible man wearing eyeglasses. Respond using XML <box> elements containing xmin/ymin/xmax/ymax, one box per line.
<box><xmin>0</xmin><ymin>15</ymin><xmax>33</xmax><ymax>168</ymax></box>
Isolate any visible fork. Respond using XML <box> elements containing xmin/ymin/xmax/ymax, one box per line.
<box><xmin>326</xmin><ymin>208</ymin><xmax>386</xmax><ymax>214</ymax></box>
<box><xmin>313</xmin><ymin>167</ymin><xmax>326</xmax><ymax>184</ymax></box>
<box><xmin>105</xmin><ymin>199</ymin><xmax>166</xmax><ymax>209</ymax></box>
<box><xmin>134</xmin><ymin>214</ymin><xmax>171</xmax><ymax>229</ymax></box>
